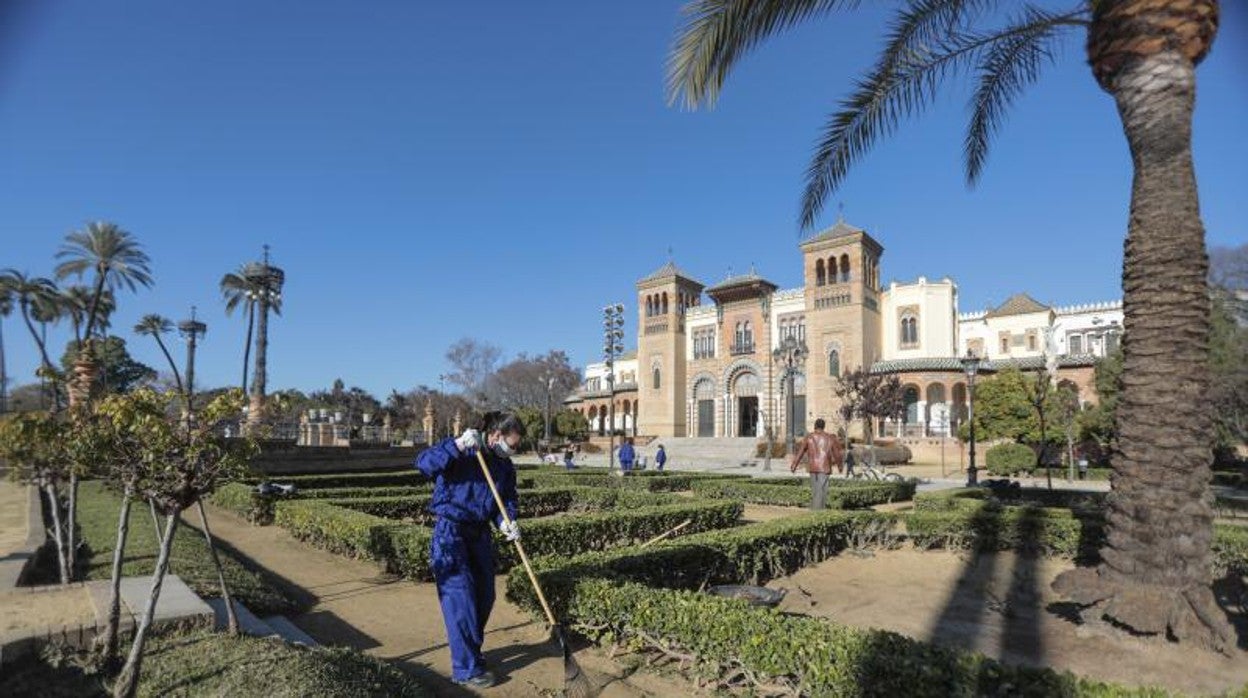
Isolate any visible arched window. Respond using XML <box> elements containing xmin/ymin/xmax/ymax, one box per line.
<box><xmin>645</xmin><ymin>297</ymin><xmax>653</xmax><ymax>317</ymax></box>
<box><xmin>839</xmin><ymin>254</ymin><xmax>851</xmax><ymax>283</ymax></box>
<box><xmin>828</xmin><ymin>257</ymin><xmax>837</xmax><ymax>283</ymax></box>
<box><xmin>815</xmin><ymin>258</ymin><xmax>826</xmax><ymax>286</ymax></box>
<box><xmin>901</xmin><ymin>315</ymin><xmax>918</xmax><ymax>346</ymax></box>
<box><xmin>744</xmin><ymin>321</ymin><xmax>753</xmax><ymax>347</ymax></box>
<box><xmin>652</xmin><ymin>366</ymin><xmax>661</xmax><ymax>389</ymax></box>
<box><xmin>735</xmin><ymin>321</ymin><xmax>744</xmax><ymax>347</ymax></box>
<box><xmin>828</xmin><ymin>349</ymin><xmax>840</xmax><ymax>377</ymax></box>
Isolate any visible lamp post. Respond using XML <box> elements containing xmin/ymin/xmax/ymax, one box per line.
<box><xmin>603</xmin><ymin>303</ymin><xmax>625</xmax><ymax>471</ymax></box>
<box><xmin>177</xmin><ymin>306</ymin><xmax>207</xmax><ymax>413</ymax></box>
<box><xmin>960</xmin><ymin>349</ymin><xmax>983</xmax><ymax>486</ymax></box>
<box><xmin>772</xmin><ymin>335</ymin><xmax>809</xmax><ymax>455</ymax></box>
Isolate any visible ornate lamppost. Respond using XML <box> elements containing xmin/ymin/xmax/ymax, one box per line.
<box><xmin>772</xmin><ymin>335</ymin><xmax>808</xmax><ymax>455</ymax></box>
<box><xmin>960</xmin><ymin>349</ymin><xmax>983</xmax><ymax>486</ymax></box>
<box><xmin>244</xmin><ymin>245</ymin><xmax>284</xmax><ymax>428</ymax></box>
<box><xmin>177</xmin><ymin>306</ymin><xmax>207</xmax><ymax>414</ymax></box>
<box><xmin>603</xmin><ymin>303</ymin><xmax>625</xmax><ymax>471</ymax></box>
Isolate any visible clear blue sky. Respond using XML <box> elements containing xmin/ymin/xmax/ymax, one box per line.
<box><xmin>2</xmin><ymin>1</ymin><xmax>1245</xmax><ymax>398</ymax></box>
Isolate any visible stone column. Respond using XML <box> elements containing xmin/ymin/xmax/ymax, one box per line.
<box><xmin>423</xmin><ymin>398</ymin><xmax>435</xmax><ymax>444</ymax></box>
<box><xmin>452</xmin><ymin>410</ymin><xmax>462</xmax><ymax>438</ymax></box>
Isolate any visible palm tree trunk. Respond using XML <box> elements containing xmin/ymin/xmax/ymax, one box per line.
<box><xmin>249</xmin><ymin>298</ymin><xmax>269</xmax><ymax>425</ymax></box>
<box><xmin>1055</xmin><ymin>37</ymin><xmax>1232</xmax><ymax>649</ymax></box>
<box><xmin>152</xmin><ymin>334</ymin><xmax>184</xmax><ymax>400</ymax></box>
<box><xmin>101</xmin><ymin>483</ymin><xmax>133</xmax><ymax>663</ymax></box>
<box><xmin>113</xmin><ymin>506</ymin><xmax>180</xmax><ymax>698</ymax></box>
<box><xmin>1</xmin><ymin>316</ymin><xmax>8</xmax><ymax>413</ymax></box>
<box><xmin>195</xmin><ymin>500</ymin><xmax>238</xmax><ymax>634</ymax></box>
<box><xmin>43</xmin><ymin>482</ymin><xmax>69</xmax><ymax>584</ymax></box>
<box><xmin>241</xmin><ymin>303</ymin><xmax>254</xmax><ymax>395</ymax></box>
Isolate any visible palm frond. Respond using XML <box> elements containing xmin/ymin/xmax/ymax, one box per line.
<box><xmin>799</xmin><ymin>6</ymin><xmax>1086</xmax><ymax>228</ymax></box>
<box><xmin>964</xmin><ymin>5</ymin><xmax>1078</xmax><ymax>184</ymax></box>
<box><xmin>134</xmin><ymin>313</ymin><xmax>173</xmax><ymax>336</ymax></box>
<box><xmin>878</xmin><ymin>0</ymin><xmax>1001</xmax><ymax>71</ymax></box>
<box><xmin>667</xmin><ymin>0</ymin><xmax>859</xmax><ymax>109</ymax></box>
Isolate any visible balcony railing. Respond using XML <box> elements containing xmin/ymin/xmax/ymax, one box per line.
<box><xmin>730</xmin><ymin>342</ymin><xmax>755</xmax><ymax>356</ymax></box>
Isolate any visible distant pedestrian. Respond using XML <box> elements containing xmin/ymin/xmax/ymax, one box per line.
<box><xmin>1078</xmin><ymin>456</ymin><xmax>1089</xmax><ymax>480</ymax></box>
<box><xmin>791</xmin><ymin>418</ymin><xmax>844</xmax><ymax>510</ymax></box>
<box><xmin>655</xmin><ymin>444</ymin><xmax>667</xmax><ymax>471</ymax></box>
<box><xmin>619</xmin><ymin>437</ymin><xmax>636</xmax><ymax>473</ymax></box>
<box><xmin>844</xmin><ymin>440</ymin><xmax>856</xmax><ymax>478</ymax></box>
<box><xmin>563</xmin><ymin>445</ymin><xmax>576</xmax><ymax>470</ymax></box>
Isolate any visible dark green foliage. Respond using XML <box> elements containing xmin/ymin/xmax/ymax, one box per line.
<box><xmin>76</xmin><ymin>481</ymin><xmax>299</xmax><ymax>615</ymax></box>
<box><xmin>689</xmin><ymin>478</ymin><xmax>916</xmax><ymax>508</ymax></box>
<box><xmin>274</xmin><ymin>499</ymin><xmax>401</xmax><ymax>561</ymax></box>
<box><xmin>249</xmin><ymin>470</ymin><xmax>428</xmax><ymax>489</ymax></box>
<box><xmin>59</xmin><ymin>335</ymin><xmax>156</xmax><ymax>394</ymax></box>
<box><xmin>330</xmin><ymin>487</ymin><xmax>684</xmax><ymax>524</ymax></box>
<box><xmin>0</xmin><ymin>627</ymin><xmax>429</xmax><ymax>697</ymax></box>
<box><xmin>986</xmin><ymin>442</ymin><xmax>1038</xmax><ymax>476</ymax></box>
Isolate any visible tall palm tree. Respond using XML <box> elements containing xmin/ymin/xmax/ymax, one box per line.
<box><xmin>0</xmin><ymin>270</ymin><xmax>64</xmax><ymax>411</ymax></box>
<box><xmin>0</xmin><ymin>286</ymin><xmax>11</xmax><ymax>413</ymax></box>
<box><xmin>133</xmin><ymin>314</ymin><xmax>184</xmax><ymax>399</ymax></box>
<box><xmin>220</xmin><ymin>258</ymin><xmax>283</xmax><ymax>419</ymax></box>
<box><xmin>669</xmin><ymin>0</ymin><xmax>1227</xmax><ymax>648</ymax></box>
<box><xmin>61</xmin><ymin>285</ymin><xmax>116</xmax><ymax>345</ymax></box>
<box><xmin>54</xmin><ymin>222</ymin><xmax>153</xmax><ymax>407</ymax></box>
<box><xmin>219</xmin><ymin>266</ymin><xmax>259</xmax><ymax>395</ymax></box>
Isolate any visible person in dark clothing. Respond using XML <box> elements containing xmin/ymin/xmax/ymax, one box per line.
<box><xmin>655</xmin><ymin>444</ymin><xmax>667</xmax><ymax>471</ymax></box>
<box><xmin>414</xmin><ymin>411</ymin><xmax>524</xmax><ymax>689</ymax></box>
<box><xmin>618</xmin><ymin>437</ymin><xmax>636</xmax><ymax>473</ymax></box>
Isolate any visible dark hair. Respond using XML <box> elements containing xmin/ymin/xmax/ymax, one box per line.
<box><xmin>814</xmin><ymin>418</ymin><xmax>826</xmax><ymax>430</ymax></box>
<box><xmin>480</xmin><ymin>410</ymin><xmax>526</xmax><ymax>438</ymax></box>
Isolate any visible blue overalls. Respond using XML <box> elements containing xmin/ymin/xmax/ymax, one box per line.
<box><xmin>415</xmin><ymin>438</ymin><xmax>518</xmax><ymax>683</ymax></box>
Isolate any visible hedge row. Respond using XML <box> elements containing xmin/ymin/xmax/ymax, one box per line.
<box><xmin>689</xmin><ymin>478</ymin><xmax>916</xmax><ymax>509</ymax></box>
<box><xmin>524</xmin><ymin>470</ymin><xmax>750</xmax><ymax>492</ymax></box>
<box><xmin>912</xmin><ymin>487</ymin><xmax>1105</xmax><ymax>514</ymax></box>
<box><xmin>508</xmin><ymin>510</ymin><xmax>899</xmax><ymax>613</ymax></box>
<box><xmin>275</xmin><ymin>497</ymin><xmax>742</xmax><ymax>581</ymax></box>
<box><xmin>249</xmin><ymin>469</ymin><xmax>428</xmax><ymax>489</ymax></box>
<box><xmin>330</xmin><ymin>486</ymin><xmax>683</xmax><ymax>524</ymax></box>
<box><xmin>210</xmin><ymin>481</ymin><xmax>437</xmax><ymax>525</ymax></box>
<box><xmin>565</xmin><ymin>579</ymin><xmax>1153</xmax><ymax>698</ymax></box>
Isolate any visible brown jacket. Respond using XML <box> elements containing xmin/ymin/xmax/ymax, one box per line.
<box><xmin>791</xmin><ymin>430</ymin><xmax>844</xmax><ymax>475</ymax></box>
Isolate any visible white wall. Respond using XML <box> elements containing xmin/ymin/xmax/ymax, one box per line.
<box><xmin>880</xmin><ymin>277</ymin><xmax>958</xmax><ymax>360</ymax></box>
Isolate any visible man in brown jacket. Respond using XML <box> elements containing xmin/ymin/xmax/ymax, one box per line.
<box><xmin>790</xmin><ymin>418</ymin><xmax>844</xmax><ymax>510</ymax></box>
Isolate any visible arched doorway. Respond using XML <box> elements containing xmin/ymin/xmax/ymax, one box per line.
<box><xmin>693</xmin><ymin>378</ymin><xmax>716</xmax><ymax>437</ymax></box>
<box><xmin>782</xmin><ymin>371</ymin><xmax>807</xmax><ymax>440</ymax></box>
<box><xmin>733</xmin><ymin>371</ymin><xmax>761</xmax><ymax>437</ymax></box>
<box><xmin>925</xmin><ymin>383</ymin><xmax>948</xmax><ymax>436</ymax></box>
<box><xmin>951</xmin><ymin>383</ymin><xmax>968</xmax><ymax>431</ymax></box>
<box><xmin>902</xmin><ymin>385</ymin><xmax>921</xmax><ymax>436</ymax></box>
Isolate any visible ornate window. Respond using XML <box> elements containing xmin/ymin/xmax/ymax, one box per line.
<box><xmin>839</xmin><ymin>254</ymin><xmax>851</xmax><ymax>283</ymax></box>
<box><xmin>828</xmin><ymin>349</ymin><xmax>840</xmax><ymax>377</ymax></box>
<box><xmin>900</xmin><ymin>315</ymin><xmax>918</xmax><ymax>346</ymax></box>
<box><xmin>652</xmin><ymin>366</ymin><xmax>661</xmax><ymax>390</ymax></box>
<box><xmin>816</xmin><ymin>258</ymin><xmax>826</xmax><ymax>286</ymax></box>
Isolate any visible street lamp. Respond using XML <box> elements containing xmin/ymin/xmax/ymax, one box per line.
<box><xmin>543</xmin><ymin>374</ymin><xmax>555</xmax><ymax>447</ymax></box>
<box><xmin>960</xmin><ymin>349</ymin><xmax>983</xmax><ymax>486</ymax></box>
<box><xmin>603</xmin><ymin>303</ymin><xmax>625</xmax><ymax>471</ymax></box>
<box><xmin>772</xmin><ymin>335</ymin><xmax>809</xmax><ymax>455</ymax></box>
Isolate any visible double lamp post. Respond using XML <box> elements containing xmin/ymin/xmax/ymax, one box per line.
<box><xmin>603</xmin><ymin>303</ymin><xmax>625</xmax><ymax>471</ymax></box>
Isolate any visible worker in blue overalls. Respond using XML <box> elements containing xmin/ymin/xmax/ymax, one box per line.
<box><xmin>415</xmin><ymin>411</ymin><xmax>524</xmax><ymax>689</ymax></box>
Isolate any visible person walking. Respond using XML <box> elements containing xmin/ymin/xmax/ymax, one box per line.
<box><xmin>790</xmin><ymin>418</ymin><xmax>844</xmax><ymax>510</ymax></box>
<box><xmin>563</xmin><ymin>444</ymin><xmax>576</xmax><ymax>470</ymax></box>
<box><xmin>618</xmin><ymin>437</ymin><xmax>636</xmax><ymax>474</ymax></box>
<box><xmin>414</xmin><ymin>411</ymin><xmax>524</xmax><ymax>689</ymax></box>
<box><xmin>655</xmin><ymin>443</ymin><xmax>667</xmax><ymax>471</ymax></box>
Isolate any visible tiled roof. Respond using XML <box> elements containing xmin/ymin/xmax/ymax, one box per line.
<box><xmin>869</xmin><ymin>354</ymin><xmax>1098</xmax><ymax>374</ymax></box>
<box><xmin>706</xmin><ymin>270</ymin><xmax>770</xmax><ymax>292</ymax></box>
<box><xmin>986</xmin><ymin>293</ymin><xmax>1051</xmax><ymax>318</ymax></box>
<box><xmin>800</xmin><ymin>218</ymin><xmax>864</xmax><ymax>246</ymax></box>
<box><xmin>638</xmin><ymin>260</ymin><xmax>701</xmax><ymax>285</ymax></box>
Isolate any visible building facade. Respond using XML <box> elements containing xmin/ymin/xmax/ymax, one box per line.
<box><xmin>567</xmin><ymin>218</ymin><xmax>1121</xmax><ymax>442</ymax></box>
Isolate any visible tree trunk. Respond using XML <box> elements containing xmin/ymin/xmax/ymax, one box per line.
<box><xmin>66</xmin><ymin>473</ymin><xmax>79</xmax><ymax>575</ymax></box>
<box><xmin>195</xmin><ymin>500</ymin><xmax>238</xmax><ymax>634</ymax></box>
<box><xmin>101</xmin><ymin>485</ymin><xmax>133</xmax><ymax>663</ymax></box>
<box><xmin>1054</xmin><ymin>11</ymin><xmax>1232</xmax><ymax>650</ymax></box>
<box><xmin>249</xmin><ymin>296</ymin><xmax>269</xmax><ymax>426</ymax></box>
<box><xmin>148</xmin><ymin>499</ymin><xmax>163</xmax><ymax>544</ymax></box>
<box><xmin>241</xmin><ymin>302</ymin><xmax>254</xmax><ymax>396</ymax></box>
<box><xmin>113</xmin><ymin>506</ymin><xmax>180</xmax><ymax>698</ymax></box>
<box><xmin>43</xmin><ymin>483</ymin><xmax>69</xmax><ymax>584</ymax></box>
<box><xmin>1</xmin><ymin>316</ymin><xmax>8</xmax><ymax>413</ymax></box>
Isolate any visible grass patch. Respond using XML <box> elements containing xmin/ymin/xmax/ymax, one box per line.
<box><xmin>76</xmin><ymin>481</ymin><xmax>301</xmax><ymax>616</ymax></box>
<box><xmin>0</xmin><ymin>626</ymin><xmax>428</xmax><ymax>697</ymax></box>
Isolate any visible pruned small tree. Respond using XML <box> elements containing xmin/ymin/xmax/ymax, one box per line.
<box><xmin>112</xmin><ymin>389</ymin><xmax>255</xmax><ymax>698</ymax></box>
<box><xmin>834</xmin><ymin>367</ymin><xmax>906</xmax><ymax>465</ymax></box>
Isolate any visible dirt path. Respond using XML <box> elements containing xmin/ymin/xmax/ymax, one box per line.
<box><xmin>194</xmin><ymin>503</ymin><xmax>711</xmax><ymax>697</ymax></box>
<box><xmin>767</xmin><ymin>549</ymin><xmax>1248</xmax><ymax>696</ymax></box>
<box><xmin>0</xmin><ymin>481</ymin><xmax>30</xmax><ymax>557</ymax></box>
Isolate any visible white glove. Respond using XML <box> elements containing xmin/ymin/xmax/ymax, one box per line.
<box><xmin>455</xmin><ymin>429</ymin><xmax>482</xmax><ymax>453</ymax></box>
<box><xmin>500</xmin><ymin>520</ymin><xmax>521</xmax><ymax>542</ymax></box>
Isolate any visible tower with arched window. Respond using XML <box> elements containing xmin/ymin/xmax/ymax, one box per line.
<box><xmin>636</xmin><ymin>260</ymin><xmax>704</xmax><ymax>437</ymax></box>
<box><xmin>799</xmin><ymin>217</ymin><xmax>884</xmax><ymax>438</ymax></box>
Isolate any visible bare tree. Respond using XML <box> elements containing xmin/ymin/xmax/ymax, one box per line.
<box><xmin>834</xmin><ymin>368</ymin><xmax>905</xmax><ymax>464</ymax></box>
<box><xmin>443</xmin><ymin>337</ymin><xmax>501</xmax><ymax>403</ymax></box>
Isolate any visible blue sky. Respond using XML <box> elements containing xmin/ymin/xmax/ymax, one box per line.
<box><xmin>2</xmin><ymin>1</ymin><xmax>1245</xmax><ymax>398</ymax></box>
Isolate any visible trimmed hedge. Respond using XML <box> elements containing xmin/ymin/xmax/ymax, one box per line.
<box><xmin>912</xmin><ymin>487</ymin><xmax>1105</xmax><ymax>514</ymax></box>
<box><xmin>251</xmin><ymin>470</ymin><xmax>428</xmax><ymax>489</ymax></box>
<box><xmin>986</xmin><ymin>442</ymin><xmax>1035</xmax><ymax>476</ymax></box>
<box><xmin>524</xmin><ymin>470</ymin><xmax>750</xmax><ymax>493</ymax></box>
<box><xmin>211</xmin><ymin>482</ymin><xmax>437</xmax><ymax>525</ymax></box>
<box><xmin>689</xmin><ymin>478</ymin><xmax>916</xmax><ymax>509</ymax></box>
<box><xmin>274</xmin><ymin>499</ymin><xmax>401</xmax><ymax>561</ymax></box>
<box><xmin>330</xmin><ymin>487</ymin><xmax>684</xmax><ymax>524</ymax></box>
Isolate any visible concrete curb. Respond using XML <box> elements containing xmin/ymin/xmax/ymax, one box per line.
<box><xmin>0</xmin><ymin>486</ymin><xmax>49</xmax><ymax>590</ymax></box>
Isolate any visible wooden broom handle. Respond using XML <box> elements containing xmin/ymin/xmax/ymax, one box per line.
<box><xmin>474</xmin><ymin>448</ymin><xmax>559</xmax><ymax>627</ymax></box>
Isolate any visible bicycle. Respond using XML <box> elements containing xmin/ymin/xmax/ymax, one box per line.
<box><xmin>851</xmin><ymin>462</ymin><xmax>904</xmax><ymax>483</ymax></box>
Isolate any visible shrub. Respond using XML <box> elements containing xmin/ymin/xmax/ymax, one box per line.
<box><xmin>331</xmin><ymin>487</ymin><xmax>684</xmax><ymax>525</ymax></box>
<box><xmin>985</xmin><ymin>442</ymin><xmax>1035</xmax><ymax>476</ymax></box>
<box><xmin>689</xmin><ymin>478</ymin><xmax>916</xmax><ymax>508</ymax></box>
<box><xmin>274</xmin><ymin>500</ymin><xmax>401</xmax><ymax>561</ymax></box>
<box><xmin>253</xmin><ymin>470</ymin><xmax>428</xmax><ymax>489</ymax></box>
<box><xmin>754</xmin><ymin>441</ymin><xmax>788</xmax><ymax>457</ymax></box>
<box><xmin>210</xmin><ymin>482</ymin><xmax>276</xmax><ymax>524</ymax></box>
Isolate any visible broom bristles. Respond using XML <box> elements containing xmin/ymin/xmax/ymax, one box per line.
<box><xmin>552</xmin><ymin>624</ymin><xmax>597</xmax><ymax>698</ymax></box>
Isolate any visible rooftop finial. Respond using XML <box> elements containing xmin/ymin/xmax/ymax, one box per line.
<box><xmin>667</xmin><ymin>245</ymin><xmax>673</xmax><ymax>263</ymax></box>
<box><xmin>190</xmin><ymin>305</ymin><xmax>197</xmax><ymax>322</ymax></box>
<box><xmin>837</xmin><ymin>201</ymin><xmax>845</xmax><ymax>223</ymax></box>
<box><xmin>262</xmin><ymin>243</ymin><xmax>271</xmax><ymax>265</ymax></box>
<box><xmin>749</xmin><ymin>262</ymin><xmax>756</xmax><ymax>275</ymax></box>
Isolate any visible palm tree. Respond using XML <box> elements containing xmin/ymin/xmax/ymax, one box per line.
<box><xmin>133</xmin><ymin>314</ymin><xmax>184</xmax><ymax>398</ymax></box>
<box><xmin>54</xmin><ymin>222</ymin><xmax>153</xmax><ymax>408</ymax></box>
<box><xmin>669</xmin><ymin>0</ymin><xmax>1227</xmax><ymax>648</ymax></box>
<box><xmin>220</xmin><ymin>255</ymin><xmax>283</xmax><ymax>422</ymax></box>
<box><xmin>0</xmin><ymin>286</ymin><xmax>11</xmax><ymax>413</ymax></box>
<box><xmin>61</xmin><ymin>285</ymin><xmax>116</xmax><ymax>345</ymax></box>
<box><xmin>0</xmin><ymin>270</ymin><xmax>64</xmax><ymax>411</ymax></box>
<box><xmin>219</xmin><ymin>266</ymin><xmax>259</xmax><ymax>395</ymax></box>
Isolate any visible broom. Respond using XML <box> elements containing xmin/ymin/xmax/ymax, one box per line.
<box><xmin>473</xmin><ymin>448</ymin><xmax>596</xmax><ymax>698</ymax></box>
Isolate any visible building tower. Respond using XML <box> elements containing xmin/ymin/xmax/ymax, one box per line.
<box><xmin>800</xmin><ymin>217</ymin><xmax>885</xmax><ymax>438</ymax></box>
<box><xmin>636</xmin><ymin>261</ymin><xmax>704</xmax><ymax>437</ymax></box>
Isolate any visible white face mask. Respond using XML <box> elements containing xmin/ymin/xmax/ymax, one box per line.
<box><xmin>492</xmin><ymin>439</ymin><xmax>514</xmax><ymax>458</ymax></box>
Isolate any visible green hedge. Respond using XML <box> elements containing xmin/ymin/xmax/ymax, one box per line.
<box><xmin>912</xmin><ymin>487</ymin><xmax>1105</xmax><ymax>514</ymax></box>
<box><xmin>1213</xmin><ymin>471</ymin><xmax>1245</xmax><ymax>489</ymax></box>
<box><xmin>524</xmin><ymin>470</ymin><xmax>751</xmax><ymax>493</ymax></box>
<box><xmin>274</xmin><ymin>499</ymin><xmax>401</xmax><ymax>561</ymax></box>
<box><xmin>251</xmin><ymin>470</ymin><xmax>428</xmax><ymax>489</ymax></box>
<box><xmin>210</xmin><ymin>482</ymin><xmax>274</xmax><ymax>524</ymax></box>
<box><xmin>985</xmin><ymin>442</ymin><xmax>1035</xmax><ymax>476</ymax></box>
<box><xmin>330</xmin><ymin>487</ymin><xmax>684</xmax><ymax>525</ymax></box>
<box><xmin>689</xmin><ymin>478</ymin><xmax>916</xmax><ymax>509</ymax></box>
<box><xmin>564</xmin><ymin>579</ymin><xmax>1155</xmax><ymax>698</ymax></box>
